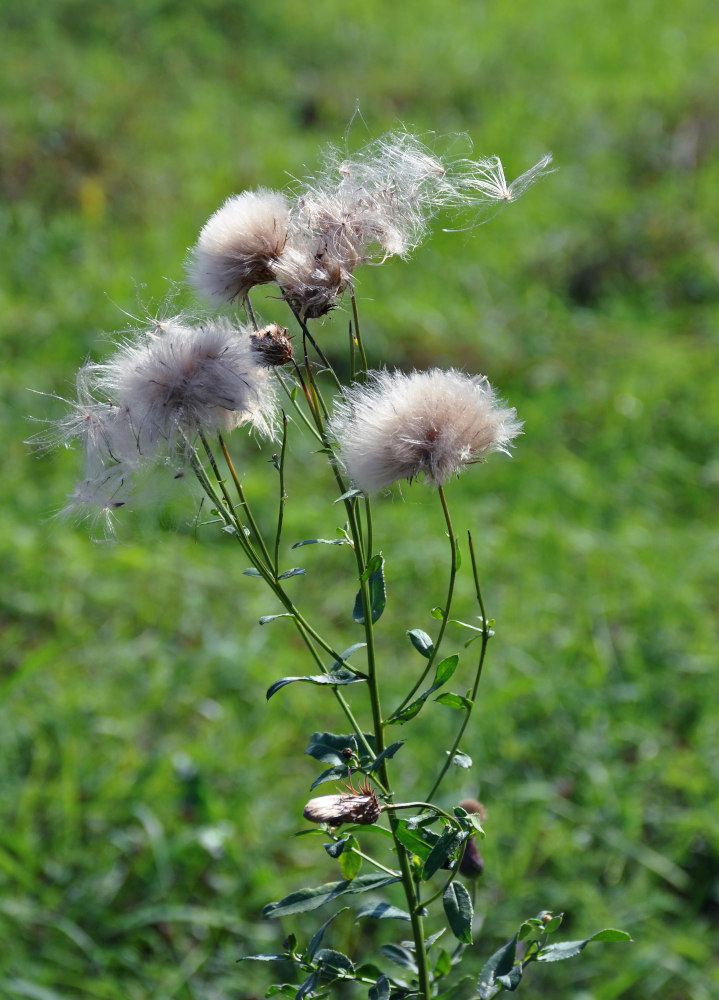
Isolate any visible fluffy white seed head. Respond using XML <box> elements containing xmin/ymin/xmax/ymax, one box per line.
<box><xmin>88</xmin><ymin>317</ymin><xmax>277</xmax><ymax>454</ymax></box>
<box><xmin>328</xmin><ymin>368</ymin><xmax>523</xmax><ymax>493</ymax></box>
<box><xmin>187</xmin><ymin>188</ymin><xmax>289</xmax><ymax>303</ymax></box>
<box><xmin>38</xmin><ymin>316</ymin><xmax>277</xmax><ymax>531</ymax></box>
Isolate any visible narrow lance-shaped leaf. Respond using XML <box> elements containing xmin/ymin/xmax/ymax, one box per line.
<box><xmin>387</xmin><ymin>654</ymin><xmax>459</xmax><ymax>725</ymax></box>
<box><xmin>356</xmin><ymin>902</ymin><xmax>411</xmax><ymax>922</ymax></box>
<box><xmin>443</xmin><ymin>881</ymin><xmax>473</xmax><ymax>944</ymax></box>
<box><xmin>262</xmin><ymin>873</ymin><xmax>400</xmax><ymax>919</ymax></box>
<box><xmin>478</xmin><ymin>933</ymin><xmax>521</xmax><ymax>999</ymax></box>
<box><xmin>267</xmin><ymin>669</ymin><xmax>366</xmax><ymax>701</ymax></box>
<box><xmin>306</xmin><ymin>908</ymin><xmax>348</xmax><ymax>962</ymax></box>
<box><xmin>536</xmin><ymin>928</ymin><xmax>632</xmax><ymax>963</ymax></box>
<box><xmin>353</xmin><ymin>554</ymin><xmax>386</xmax><ymax>625</ymax></box>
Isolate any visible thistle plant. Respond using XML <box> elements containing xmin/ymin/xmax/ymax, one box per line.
<box><xmin>35</xmin><ymin>129</ymin><xmax>629</xmax><ymax>998</ymax></box>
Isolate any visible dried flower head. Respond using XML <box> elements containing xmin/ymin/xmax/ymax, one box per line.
<box><xmin>249</xmin><ymin>324</ymin><xmax>294</xmax><ymax>367</ymax></box>
<box><xmin>303</xmin><ymin>778</ymin><xmax>382</xmax><ymax>827</ymax></box>
<box><xmin>328</xmin><ymin>368</ymin><xmax>522</xmax><ymax>493</ymax></box>
<box><xmin>272</xmin><ymin>240</ymin><xmax>355</xmax><ymax>319</ymax></box>
<box><xmin>187</xmin><ymin>188</ymin><xmax>289</xmax><ymax>303</ymax></box>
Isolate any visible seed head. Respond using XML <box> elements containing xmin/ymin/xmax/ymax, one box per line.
<box><xmin>187</xmin><ymin>188</ymin><xmax>289</xmax><ymax>304</ymax></box>
<box><xmin>328</xmin><ymin>368</ymin><xmax>522</xmax><ymax>493</ymax></box>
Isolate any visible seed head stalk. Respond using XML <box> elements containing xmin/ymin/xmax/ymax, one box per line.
<box><xmin>394</xmin><ymin>483</ymin><xmax>458</xmax><ymax>714</ymax></box>
<box><xmin>426</xmin><ymin>529</ymin><xmax>491</xmax><ymax>801</ymax></box>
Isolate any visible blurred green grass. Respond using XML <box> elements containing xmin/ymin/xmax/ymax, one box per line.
<box><xmin>2</xmin><ymin>0</ymin><xmax>719</xmax><ymax>997</ymax></box>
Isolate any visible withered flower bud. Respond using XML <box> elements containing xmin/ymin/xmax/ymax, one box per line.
<box><xmin>458</xmin><ymin>798</ymin><xmax>486</xmax><ymax>878</ymax></box>
<box><xmin>249</xmin><ymin>324</ymin><xmax>294</xmax><ymax>367</ymax></box>
<box><xmin>303</xmin><ymin>783</ymin><xmax>381</xmax><ymax>827</ymax></box>
<box><xmin>459</xmin><ymin>837</ymin><xmax>485</xmax><ymax>877</ymax></box>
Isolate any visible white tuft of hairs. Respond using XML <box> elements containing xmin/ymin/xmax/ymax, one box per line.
<box><xmin>38</xmin><ymin>316</ymin><xmax>277</xmax><ymax>530</ymax></box>
<box><xmin>187</xmin><ymin>188</ymin><xmax>289</xmax><ymax>304</ymax></box>
<box><xmin>328</xmin><ymin>368</ymin><xmax>523</xmax><ymax>494</ymax></box>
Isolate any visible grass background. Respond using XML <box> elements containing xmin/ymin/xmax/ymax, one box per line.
<box><xmin>2</xmin><ymin>0</ymin><xmax>719</xmax><ymax>997</ymax></box>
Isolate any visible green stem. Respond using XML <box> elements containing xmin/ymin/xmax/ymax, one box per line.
<box><xmin>273</xmin><ymin>414</ymin><xmax>289</xmax><ymax>576</ymax></box>
<box><xmin>425</xmin><ymin>530</ymin><xmax>491</xmax><ymax>801</ymax></box>
<box><xmin>244</xmin><ymin>295</ymin><xmax>259</xmax><ymax>331</ymax></box>
<box><xmin>350</xmin><ymin>291</ymin><xmax>369</xmax><ymax>377</ymax></box>
<box><xmin>216</xmin><ymin>433</ymin><xmax>275</xmax><ymax>573</ymax></box>
<box><xmin>395</xmin><ymin>484</ymin><xmax>458</xmax><ymax>713</ymax></box>
<box><xmin>382</xmin><ymin>801</ymin><xmax>459</xmax><ymax>825</ymax></box>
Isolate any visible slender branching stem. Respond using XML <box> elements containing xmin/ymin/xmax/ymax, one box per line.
<box><xmin>216</xmin><ymin>433</ymin><xmax>275</xmax><ymax>573</ymax></box>
<box><xmin>274</xmin><ymin>368</ymin><xmax>324</xmax><ymax>443</ymax></box>
<box><xmin>350</xmin><ymin>291</ymin><xmax>369</xmax><ymax>377</ymax></box>
<box><xmin>273</xmin><ymin>414</ymin><xmax>289</xmax><ymax>576</ymax></box>
<box><xmin>244</xmin><ymin>294</ymin><xmax>259</xmax><ymax>331</ymax></box>
<box><xmin>394</xmin><ymin>484</ymin><xmax>458</xmax><ymax>713</ymax></box>
<box><xmin>425</xmin><ymin>530</ymin><xmax>491</xmax><ymax>801</ymax></box>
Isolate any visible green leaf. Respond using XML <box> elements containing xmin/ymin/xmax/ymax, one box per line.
<box><xmin>295</xmin><ymin>970</ymin><xmax>319</xmax><ymax>999</ymax></box>
<box><xmin>368</xmin><ymin>741</ymin><xmax>405</xmax><ymax>772</ymax></box>
<box><xmin>407</xmin><ymin>628</ymin><xmax>434</xmax><ymax>658</ymax></box>
<box><xmin>242</xmin><ymin>567</ymin><xmax>262</xmax><ymax>577</ymax></box>
<box><xmin>266</xmin><ymin>985</ymin><xmax>296</xmax><ymax>997</ymax></box>
<box><xmin>394</xmin><ymin>819</ymin><xmax>440</xmax><ymax>862</ymax></box>
<box><xmin>259</xmin><ymin>613</ymin><xmax>293</xmax><ymax>626</ymax></box>
<box><xmin>237</xmin><ymin>953</ymin><xmax>287</xmax><ymax>962</ymax></box>
<box><xmin>339</xmin><ymin>838</ymin><xmax>362</xmax><ymax>879</ymax></box>
<box><xmin>262</xmin><ymin>874</ymin><xmax>400</xmax><ymax>918</ymax></box>
<box><xmin>305</xmin><ymin>732</ymin><xmax>376</xmax><ymax>767</ymax></box>
<box><xmin>267</xmin><ymin>670</ymin><xmax>366</xmax><ymax>700</ymax></box>
<box><xmin>277</xmin><ymin>567</ymin><xmax>306</xmax><ymax>579</ymax></box>
<box><xmin>332</xmin><ymin>642</ymin><xmax>367</xmax><ymax>668</ymax></box>
<box><xmin>386</xmin><ymin>655</ymin><xmax>459</xmax><ymax>725</ymax></box>
<box><xmin>335</xmin><ymin>487</ymin><xmax>364</xmax><ymax>502</ymax></box>
<box><xmin>430</xmin><ymin>606</ymin><xmax>445</xmax><ymax>620</ymax></box>
<box><xmin>378</xmin><ymin>942</ymin><xmax>418</xmax><ymax>973</ymax></box>
<box><xmin>443</xmin><ymin>881</ymin><xmax>473</xmax><ymax>944</ymax></box>
<box><xmin>422</xmin><ymin>827</ymin><xmax>467</xmax><ymax>880</ymax></box>
<box><xmin>310</xmin><ymin>765</ymin><xmax>357</xmax><ymax>791</ymax></box>
<box><xmin>434</xmin><ymin>654</ymin><xmax>459</xmax><ymax>686</ymax></box>
<box><xmin>434</xmin><ymin>948</ymin><xmax>452</xmax><ymax>978</ymax></box>
<box><xmin>536</xmin><ymin>928</ymin><xmax>632</xmax><ymax>963</ymax></box>
<box><xmin>478</xmin><ymin>934</ymin><xmax>520</xmax><ymax>998</ymax></box>
<box><xmin>368</xmin><ymin>974</ymin><xmax>391</xmax><ymax>1000</ymax></box>
<box><xmin>435</xmin><ymin>692</ymin><xmax>473</xmax><ymax>711</ymax></box>
<box><xmin>306</xmin><ymin>908</ymin><xmax>348</xmax><ymax>962</ymax></box>
<box><xmin>292</xmin><ymin>538</ymin><xmax>348</xmax><ymax>547</ymax></box>
<box><xmin>356</xmin><ymin>902</ymin><xmax>411</xmax><ymax>922</ymax></box>
<box><xmin>324</xmin><ymin>836</ymin><xmax>351</xmax><ymax>859</ymax></box>
<box><xmin>449</xmin><ymin>750</ymin><xmax>473</xmax><ymax>769</ymax></box>
<box><xmin>314</xmin><ymin>948</ymin><xmax>354</xmax><ymax>975</ymax></box>
<box><xmin>353</xmin><ymin>554</ymin><xmax>386</xmax><ymax>625</ymax></box>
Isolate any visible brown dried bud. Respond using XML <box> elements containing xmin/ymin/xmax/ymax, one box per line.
<box><xmin>249</xmin><ymin>324</ymin><xmax>294</xmax><ymax>367</ymax></box>
<box><xmin>303</xmin><ymin>790</ymin><xmax>381</xmax><ymax>827</ymax></box>
<box><xmin>458</xmin><ymin>798</ymin><xmax>486</xmax><ymax>877</ymax></box>
<box><xmin>459</xmin><ymin>836</ymin><xmax>485</xmax><ymax>877</ymax></box>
